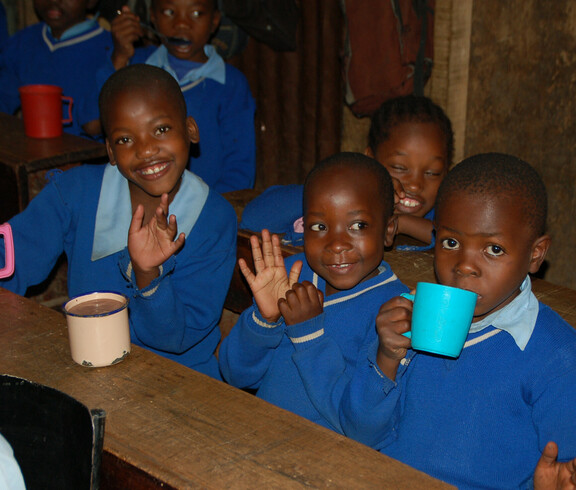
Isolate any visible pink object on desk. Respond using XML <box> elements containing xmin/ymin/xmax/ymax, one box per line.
<box><xmin>0</xmin><ymin>223</ymin><xmax>14</xmax><ymax>279</ymax></box>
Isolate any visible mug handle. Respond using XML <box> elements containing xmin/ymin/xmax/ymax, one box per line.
<box><xmin>400</xmin><ymin>292</ymin><xmax>414</xmax><ymax>338</ymax></box>
<box><xmin>0</xmin><ymin>223</ymin><xmax>15</xmax><ymax>279</ymax></box>
<box><xmin>61</xmin><ymin>95</ymin><xmax>73</xmax><ymax>124</ymax></box>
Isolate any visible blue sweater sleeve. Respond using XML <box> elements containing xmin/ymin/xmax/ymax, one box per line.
<box><xmin>118</xmin><ymin>192</ymin><xmax>237</xmax><ymax>359</ymax></box>
<box><xmin>218</xmin><ymin>303</ymin><xmax>286</xmax><ymax>389</ymax></box>
<box><xmin>340</xmin><ymin>340</ymin><xmax>415</xmax><ymax>449</ymax></box>
<box><xmin>211</xmin><ymin>66</ymin><xmax>256</xmax><ymax>193</ymax></box>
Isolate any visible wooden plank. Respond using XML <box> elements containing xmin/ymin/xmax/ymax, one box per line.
<box><xmin>0</xmin><ymin>288</ymin><xmax>454</xmax><ymax>489</ymax></box>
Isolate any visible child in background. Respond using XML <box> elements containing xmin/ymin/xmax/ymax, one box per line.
<box><xmin>219</xmin><ymin>152</ymin><xmax>408</xmax><ymax>432</ymax></box>
<box><xmin>240</xmin><ymin>95</ymin><xmax>453</xmax><ymax>247</ymax></box>
<box><xmin>0</xmin><ymin>0</ymin><xmax>113</xmax><ymax>138</ymax></box>
<box><xmin>0</xmin><ymin>64</ymin><xmax>237</xmax><ymax>379</ymax></box>
<box><xmin>339</xmin><ymin>153</ymin><xmax>576</xmax><ymax>489</ymax></box>
<box><xmin>104</xmin><ymin>0</ymin><xmax>256</xmax><ymax>193</ymax></box>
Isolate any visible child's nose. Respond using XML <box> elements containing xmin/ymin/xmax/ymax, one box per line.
<box><xmin>135</xmin><ymin>137</ymin><xmax>159</xmax><ymax>159</ymax></box>
<box><xmin>326</xmin><ymin>231</ymin><xmax>352</xmax><ymax>253</ymax></box>
<box><xmin>403</xmin><ymin>172</ymin><xmax>424</xmax><ymax>193</ymax></box>
<box><xmin>455</xmin><ymin>251</ymin><xmax>480</xmax><ymax>276</ymax></box>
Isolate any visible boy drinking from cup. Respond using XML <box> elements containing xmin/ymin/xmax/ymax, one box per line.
<box><xmin>0</xmin><ymin>64</ymin><xmax>237</xmax><ymax>379</ymax></box>
<box><xmin>219</xmin><ymin>152</ymin><xmax>409</xmax><ymax>432</ymax></box>
<box><xmin>339</xmin><ymin>153</ymin><xmax>576</xmax><ymax>489</ymax></box>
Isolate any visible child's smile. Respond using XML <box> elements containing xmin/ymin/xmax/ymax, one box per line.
<box><xmin>304</xmin><ymin>166</ymin><xmax>393</xmax><ymax>296</ymax></box>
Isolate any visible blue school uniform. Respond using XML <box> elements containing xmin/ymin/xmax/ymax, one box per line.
<box><xmin>0</xmin><ymin>164</ymin><xmax>237</xmax><ymax>378</ymax></box>
<box><xmin>97</xmin><ymin>44</ymin><xmax>255</xmax><ymax>192</ymax></box>
<box><xmin>0</xmin><ymin>19</ymin><xmax>113</xmax><ymax>137</ymax></box>
<box><xmin>340</xmin><ymin>277</ymin><xmax>576</xmax><ymax>489</ymax></box>
<box><xmin>218</xmin><ymin>254</ymin><xmax>408</xmax><ymax>431</ymax></box>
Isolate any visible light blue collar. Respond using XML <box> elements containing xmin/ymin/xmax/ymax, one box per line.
<box><xmin>469</xmin><ymin>276</ymin><xmax>538</xmax><ymax>350</ymax></box>
<box><xmin>45</xmin><ymin>17</ymin><xmax>99</xmax><ymax>41</ymax></box>
<box><xmin>91</xmin><ymin>164</ymin><xmax>209</xmax><ymax>261</ymax></box>
<box><xmin>145</xmin><ymin>44</ymin><xmax>226</xmax><ymax>90</ymax></box>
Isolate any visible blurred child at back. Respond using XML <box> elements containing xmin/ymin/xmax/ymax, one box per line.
<box><xmin>240</xmin><ymin>94</ymin><xmax>453</xmax><ymax>247</ymax></box>
<box><xmin>0</xmin><ymin>0</ymin><xmax>113</xmax><ymax>138</ymax></box>
<box><xmin>0</xmin><ymin>64</ymin><xmax>237</xmax><ymax>379</ymax></box>
<box><xmin>339</xmin><ymin>153</ymin><xmax>576</xmax><ymax>489</ymax></box>
<box><xmin>219</xmin><ymin>152</ymin><xmax>408</xmax><ymax>432</ymax></box>
<box><xmin>103</xmin><ymin>0</ymin><xmax>256</xmax><ymax>192</ymax></box>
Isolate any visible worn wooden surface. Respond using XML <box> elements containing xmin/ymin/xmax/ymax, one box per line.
<box><xmin>0</xmin><ymin>112</ymin><xmax>108</xmax><ymax>221</ymax></box>
<box><xmin>0</xmin><ymin>288</ymin><xmax>454</xmax><ymax>489</ymax></box>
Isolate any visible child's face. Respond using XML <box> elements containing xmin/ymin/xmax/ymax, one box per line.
<box><xmin>434</xmin><ymin>191</ymin><xmax>550</xmax><ymax>321</ymax></box>
<box><xmin>105</xmin><ymin>88</ymin><xmax>199</xmax><ymax>201</ymax></box>
<box><xmin>150</xmin><ymin>0</ymin><xmax>220</xmax><ymax>62</ymax></box>
<box><xmin>304</xmin><ymin>167</ymin><xmax>395</xmax><ymax>297</ymax></box>
<box><xmin>34</xmin><ymin>0</ymin><xmax>92</xmax><ymax>38</ymax></box>
<box><xmin>368</xmin><ymin>122</ymin><xmax>448</xmax><ymax>218</ymax></box>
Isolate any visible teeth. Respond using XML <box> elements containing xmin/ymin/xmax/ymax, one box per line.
<box><xmin>331</xmin><ymin>264</ymin><xmax>350</xmax><ymax>268</ymax></box>
<box><xmin>140</xmin><ymin>163</ymin><xmax>168</xmax><ymax>175</ymax></box>
<box><xmin>400</xmin><ymin>198</ymin><xmax>420</xmax><ymax>208</ymax></box>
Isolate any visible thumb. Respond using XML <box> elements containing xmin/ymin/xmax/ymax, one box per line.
<box><xmin>538</xmin><ymin>441</ymin><xmax>559</xmax><ymax>467</ymax></box>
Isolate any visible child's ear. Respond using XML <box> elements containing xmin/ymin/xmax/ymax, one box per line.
<box><xmin>528</xmin><ymin>234</ymin><xmax>551</xmax><ymax>274</ymax></box>
<box><xmin>211</xmin><ymin>9</ymin><xmax>222</xmax><ymax>33</ymax></box>
<box><xmin>105</xmin><ymin>139</ymin><xmax>116</xmax><ymax>166</ymax></box>
<box><xmin>186</xmin><ymin>117</ymin><xmax>200</xmax><ymax>144</ymax></box>
<box><xmin>364</xmin><ymin>146</ymin><xmax>374</xmax><ymax>158</ymax></box>
<box><xmin>384</xmin><ymin>215</ymin><xmax>398</xmax><ymax>248</ymax></box>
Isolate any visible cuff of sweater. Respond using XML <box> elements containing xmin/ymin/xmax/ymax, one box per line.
<box><xmin>286</xmin><ymin>313</ymin><xmax>325</xmax><ymax>350</ymax></box>
<box><xmin>120</xmin><ymin>251</ymin><xmax>176</xmax><ymax>298</ymax></box>
<box><xmin>366</xmin><ymin>339</ymin><xmax>410</xmax><ymax>394</ymax></box>
<box><xmin>249</xmin><ymin>303</ymin><xmax>285</xmax><ymax>335</ymax></box>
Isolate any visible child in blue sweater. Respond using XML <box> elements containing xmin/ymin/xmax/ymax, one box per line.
<box><xmin>0</xmin><ymin>64</ymin><xmax>237</xmax><ymax>379</ymax></box>
<box><xmin>240</xmin><ymin>95</ymin><xmax>453</xmax><ymax>247</ymax></box>
<box><xmin>340</xmin><ymin>153</ymin><xmax>576</xmax><ymax>489</ymax></box>
<box><xmin>0</xmin><ymin>0</ymin><xmax>113</xmax><ymax>138</ymax></box>
<box><xmin>104</xmin><ymin>0</ymin><xmax>256</xmax><ymax>192</ymax></box>
<box><xmin>219</xmin><ymin>152</ymin><xmax>409</xmax><ymax>432</ymax></box>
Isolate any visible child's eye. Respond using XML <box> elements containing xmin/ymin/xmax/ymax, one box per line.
<box><xmin>154</xmin><ymin>125</ymin><xmax>171</xmax><ymax>136</ymax></box>
<box><xmin>191</xmin><ymin>10</ymin><xmax>203</xmax><ymax>18</ymax></box>
<box><xmin>114</xmin><ymin>136</ymin><xmax>131</xmax><ymax>145</ymax></box>
<box><xmin>349</xmin><ymin>222</ymin><xmax>368</xmax><ymax>231</ymax></box>
<box><xmin>425</xmin><ymin>170</ymin><xmax>442</xmax><ymax>177</ymax></box>
<box><xmin>441</xmin><ymin>238</ymin><xmax>459</xmax><ymax>250</ymax></box>
<box><xmin>309</xmin><ymin>223</ymin><xmax>326</xmax><ymax>232</ymax></box>
<box><xmin>161</xmin><ymin>8</ymin><xmax>174</xmax><ymax>17</ymax></box>
<box><xmin>486</xmin><ymin>244</ymin><xmax>504</xmax><ymax>257</ymax></box>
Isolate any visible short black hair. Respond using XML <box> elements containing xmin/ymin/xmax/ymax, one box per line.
<box><xmin>368</xmin><ymin>95</ymin><xmax>454</xmax><ymax>168</ymax></box>
<box><xmin>150</xmin><ymin>0</ymin><xmax>219</xmax><ymax>10</ymax></box>
<box><xmin>98</xmin><ymin>64</ymin><xmax>186</xmax><ymax>135</ymax></box>
<box><xmin>304</xmin><ymin>152</ymin><xmax>395</xmax><ymax>220</ymax></box>
<box><xmin>436</xmin><ymin>152</ymin><xmax>547</xmax><ymax>237</ymax></box>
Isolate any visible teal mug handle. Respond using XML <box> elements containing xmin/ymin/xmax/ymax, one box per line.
<box><xmin>400</xmin><ymin>292</ymin><xmax>414</xmax><ymax>338</ymax></box>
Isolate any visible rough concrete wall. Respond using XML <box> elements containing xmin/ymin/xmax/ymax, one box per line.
<box><xmin>465</xmin><ymin>1</ymin><xmax>576</xmax><ymax>288</ymax></box>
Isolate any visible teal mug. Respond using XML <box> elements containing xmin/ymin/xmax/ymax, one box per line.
<box><xmin>401</xmin><ymin>282</ymin><xmax>477</xmax><ymax>358</ymax></box>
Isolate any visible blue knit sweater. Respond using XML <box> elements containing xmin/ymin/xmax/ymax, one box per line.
<box><xmin>219</xmin><ymin>253</ymin><xmax>408</xmax><ymax>431</ymax></box>
<box><xmin>0</xmin><ymin>164</ymin><xmax>237</xmax><ymax>378</ymax></box>
<box><xmin>340</xmin><ymin>302</ymin><xmax>576</xmax><ymax>489</ymax></box>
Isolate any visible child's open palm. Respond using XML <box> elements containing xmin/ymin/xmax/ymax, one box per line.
<box><xmin>239</xmin><ymin>229</ymin><xmax>302</xmax><ymax>323</ymax></box>
<box><xmin>128</xmin><ymin>194</ymin><xmax>185</xmax><ymax>289</ymax></box>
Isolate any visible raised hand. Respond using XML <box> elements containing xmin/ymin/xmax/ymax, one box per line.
<box><xmin>111</xmin><ymin>6</ymin><xmax>144</xmax><ymax>69</ymax></box>
<box><xmin>534</xmin><ymin>441</ymin><xmax>576</xmax><ymax>489</ymax></box>
<box><xmin>128</xmin><ymin>194</ymin><xmax>185</xmax><ymax>289</ymax></box>
<box><xmin>239</xmin><ymin>229</ymin><xmax>302</xmax><ymax>323</ymax></box>
<box><xmin>278</xmin><ymin>281</ymin><xmax>324</xmax><ymax>326</ymax></box>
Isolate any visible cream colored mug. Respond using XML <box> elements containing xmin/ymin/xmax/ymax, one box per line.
<box><xmin>64</xmin><ymin>291</ymin><xmax>130</xmax><ymax>367</ymax></box>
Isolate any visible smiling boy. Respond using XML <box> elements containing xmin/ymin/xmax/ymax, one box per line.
<box><xmin>339</xmin><ymin>153</ymin><xmax>576</xmax><ymax>489</ymax></box>
<box><xmin>219</xmin><ymin>152</ymin><xmax>409</xmax><ymax>432</ymax></box>
<box><xmin>0</xmin><ymin>64</ymin><xmax>237</xmax><ymax>378</ymax></box>
<box><xmin>101</xmin><ymin>0</ymin><xmax>256</xmax><ymax>192</ymax></box>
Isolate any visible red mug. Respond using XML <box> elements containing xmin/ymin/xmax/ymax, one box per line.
<box><xmin>18</xmin><ymin>84</ymin><xmax>73</xmax><ymax>138</ymax></box>
<box><xmin>0</xmin><ymin>223</ymin><xmax>14</xmax><ymax>279</ymax></box>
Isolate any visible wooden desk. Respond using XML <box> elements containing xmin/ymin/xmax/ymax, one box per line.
<box><xmin>0</xmin><ymin>288</ymin><xmax>454</xmax><ymax>489</ymax></box>
<box><xmin>226</xmin><ymin>230</ymin><xmax>576</xmax><ymax>329</ymax></box>
<box><xmin>0</xmin><ymin>112</ymin><xmax>108</xmax><ymax>222</ymax></box>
